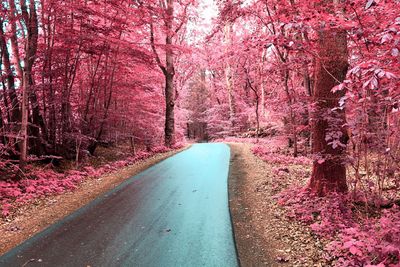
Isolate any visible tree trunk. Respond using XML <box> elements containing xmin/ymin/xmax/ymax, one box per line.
<box><xmin>260</xmin><ymin>48</ymin><xmax>266</xmax><ymax>117</ymax></box>
<box><xmin>164</xmin><ymin>72</ymin><xmax>175</xmax><ymax>147</ymax></box>
<box><xmin>164</xmin><ymin>0</ymin><xmax>176</xmax><ymax>148</ymax></box>
<box><xmin>224</xmin><ymin>23</ymin><xmax>235</xmax><ymax>128</ymax></box>
<box><xmin>0</xmin><ymin>21</ymin><xmax>21</xmax><ymax>125</ymax></box>
<box><xmin>20</xmin><ymin>0</ymin><xmax>39</xmax><ymax>168</ymax></box>
<box><xmin>255</xmin><ymin>95</ymin><xmax>260</xmax><ymax>141</ymax></box>
<box><xmin>283</xmin><ymin>69</ymin><xmax>298</xmax><ymax>157</ymax></box>
<box><xmin>149</xmin><ymin>0</ymin><xmax>177</xmax><ymax>148</ymax></box>
<box><xmin>28</xmin><ymin>78</ymin><xmax>47</xmax><ymax>156</ymax></box>
<box><xmin>20</xmin><ymin>72</ymin><xmax>29</xmax><ymax>169</ymax></box>
<box><xmin>0</xmin><ymin>101</ymin><xmax>5</xmax><ymax>145</ymax></box>
<box><xmin>308</xmin><ymin>29</ymin><xmax>349</xmax><ymax>196</ymax></box>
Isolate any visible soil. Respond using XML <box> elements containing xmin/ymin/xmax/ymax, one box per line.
<box><xmin>0</xmin><ymin>146</ymin><xmax>188</xmax><ymax>256</ymax></box>
<box><xmin>228</xmin><ymin>143</ymin><xmax>328</xmax><ymax>267</ymax></box>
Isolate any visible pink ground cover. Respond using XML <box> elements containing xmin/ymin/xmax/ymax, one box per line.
<box><xmin>252</xmin><ymin>144</ymin><xmax>400</xmax><ymax>266</ymax></box>
<box><xmin>277</xmin><ymin>188</ymin><xmax>400</xmax><ymax>267</ymax></box>
<box><xmin>252</xmin><ymin>145</ymin><xmax>312</xmax><ymax>166</ymax></box>
<box><xmin>0</xmin><ymin>145</ymin><xmax>181</xmax><ymax>218</ymax></box>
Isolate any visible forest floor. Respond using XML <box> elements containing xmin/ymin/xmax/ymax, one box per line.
<box><xmin>0</xmin><ymin>145</ymin><xmax>188</xmax><ymax>255</ymax></box>
<box><xmin>228</xmin><ymin>142</ymin><xmax>328</xmax><ymax>267</ymax></box>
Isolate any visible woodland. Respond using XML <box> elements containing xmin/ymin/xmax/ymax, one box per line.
<box><xmin>0</xmin><ymin>0</ymin><xmax>399</xmax><ymax>266</ymax></box>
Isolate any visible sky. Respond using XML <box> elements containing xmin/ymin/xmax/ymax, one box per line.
<box><xmin>200</xmin><ymin>0</ymin><xmax>218</xmax><ymax>23</ymax></box>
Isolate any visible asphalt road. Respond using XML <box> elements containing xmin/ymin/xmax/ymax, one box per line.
<box><xmin>0</xmin><ymin>143</ymin><xmax>239</xmax><ymax>267</ymax></box>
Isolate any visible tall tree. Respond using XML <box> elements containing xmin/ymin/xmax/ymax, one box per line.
<box><xmin>149</xmin><ymin>0</ymin><xmax>190</xmax><ymax>147</ymax></box>
<box><xmin>20</xmin><ymin>0</ymin><xmax>39</xmax><ymax>168</ymax></box>
<box><xmin>308</xmin><ymin>2</ymin><xmax>349</xmax><ymax>195</ymax></box>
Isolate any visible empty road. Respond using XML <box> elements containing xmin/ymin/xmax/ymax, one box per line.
<box><xmin>0</xmin><ymin>143</ymin><xmax>239</xmax><ymax>267</ymax></box>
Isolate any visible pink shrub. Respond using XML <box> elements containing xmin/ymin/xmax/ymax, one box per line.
<box><xmin>151</xmin><ymin>146</ymin><xmax>170</xmax><ymax>153</ymax></box>
<box><xmin>252</xmin><ymin>145</ymin><xmax>312</xmax><ymax>165</ymax></box>
<box><xmin>133</xmin><ymin>151</ymin><xmax>150</xmax><ymax>161</ymax></box>
<box><xmin>172</xmin><ymin>143</ymin><xmax>185</xmax><ymax>149</ymax></box>
<box><xmin>277</xmin><ymin>187</ymin><xmax>400</xmax><ymax>266</ymax></box>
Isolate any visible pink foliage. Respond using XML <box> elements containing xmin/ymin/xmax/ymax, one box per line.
<box><xmin>0</xmin><ymin>147</ymin><xmax>177</xmax><ymax>218</ymax></box>
<box><xmin>252</xmin><ymin>145</ymin><xmax>311</xmax><ymax>165</ymax></box>
<box><xmin>277</xmin><ymin>187</ymin><xmax>400</xmax><ymax>266</ymax></box>
<box><xmin>151</xmin><ymin>146</ymin><xmax>170</xmax><ymax>154</ymax></box>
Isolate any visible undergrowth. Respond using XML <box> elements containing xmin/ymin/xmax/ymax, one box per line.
<box><xmin>252</xmin><ymin>143</ymin><xmax>400</xmax><ymax>267</ymax></box>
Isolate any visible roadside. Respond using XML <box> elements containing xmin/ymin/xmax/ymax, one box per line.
<box><xmin>0</xmin><ymin>146</ymin><xmax>188</xmax><ymax>255</ymax></box>
<box><xmin>228</xmin><ymin>143</ymin><xmax>327</xmax><ymax>267</ymax></box>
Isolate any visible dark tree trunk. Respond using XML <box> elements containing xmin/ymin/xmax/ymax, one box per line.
<box><xmin>164</xmin><ymin>72</ymin><xmax>175</xmax><ymax>147</ymax></box>
<box><xmin>149</xmin><ymin>0</ymin><xmax>176</xmax><ymax>148</ymax></box>
<box><xmin>20</xmin><ymin>0</ymin><xmax>40</xmax><ymax>168</ymax></box>
<box><xmin>0</xmin><ymin>22</ymin><xmax>21</xmax><ymax>125</ymax></box>
<box><xmin>308</xmin><ymin>29</ymin><xmax>349</xmax><ymax>196</ymax></box>
<box><xmin>283</xmin><ymin>69</ymin><xmax>298</xmax><ymax>157</ymax></box>
<box><xmin>88</xmin><ymin>58</ymin><xmax>117</xmax><ymax>156</ymax></box>
<box><xmin>28</xmin><ymin>78</ymin><xmax>47</xmax><ymax>156</ymax></box>
<box><xmin>0</xmin><ymin>104</ymin><xmax>5</xmax><ymax>145</ymax></box>
<box><xmin>163</xmin><ymin>0</ymin><xmax>175</xmax><ymax>148</ymax></box>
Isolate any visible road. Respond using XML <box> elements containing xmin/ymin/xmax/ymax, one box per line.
<box><xmin>0</xmin><ymin>143</ymin><xmax>239</xmax><ymax>267</ymax></box>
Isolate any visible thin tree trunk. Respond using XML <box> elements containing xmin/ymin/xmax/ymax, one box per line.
<box><xmin>0</xmin><ymin>21</ymin><xmax>21</xmax><ymax>125</ymax></box>
<box><xmin>20</xmin><ymin>73</ymin><xmax>29</xmax><ymax>169</ymax></box>
<box><xmin>224</xmin><ymin>23</ymin><xmax>235</xmax><ymax>127</ymax></box>
<box><xmin>260</xmin><ymin>48</ymin><xmax>266</xmax><ymax>117</ymax></box>
<box><xmin>20</xmin><ymin>0</ymin><xmax>40</xmax><ymax>167</ymax></box>
<box><xmin>283</xmin><ymin>69</ymin><xmax>298</xmax><ymax>157</ymax></box>
<box><xmin>88</xmin><ymin>56</ymin><xmax>118</xmax><ymax>155</ymax></box>
<box><xmin>245</xmin><ymin>69</ymin><xmax>260</xmax><ymax>141</ymax></box>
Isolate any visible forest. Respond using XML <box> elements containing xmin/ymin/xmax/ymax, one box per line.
<box><xmin>0</xmin><ymin>0</ymin><xmax>399</xmax><ymax>266</ymax></box>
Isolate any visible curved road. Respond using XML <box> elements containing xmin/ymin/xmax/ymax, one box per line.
<box><xmin>0</xmin><ymin>143</ymin><xmax>239</xmax><ymax>267</ymax></box>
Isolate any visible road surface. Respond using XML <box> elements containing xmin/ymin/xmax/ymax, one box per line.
<box><xmin>0</xmin><ymin>143</ymin><xmax>239</xmax><ymax>267</ymax></box>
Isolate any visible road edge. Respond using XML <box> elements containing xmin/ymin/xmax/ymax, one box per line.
<box><xmin>227</xmin><ymin>143</ymin><xmax>276</xmax><ymax>266</ymax></box>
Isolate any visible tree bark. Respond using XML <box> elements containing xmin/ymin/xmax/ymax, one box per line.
<box><xmin>283</xmin><ymin>69</ymin><xmax>298</xmax><ymax>157</ymax></box>
<box><xmin>20</xmin><ymin>0</ymin><xmax>40</xmax><ymax>168</ymax></box>
<box><xmin>164</xmin><ymin>71</ymin><xmax>175</xmax><ymax>147</ymax></box>
<box><xmin>0</xmin><ymin>21</ymin><xmax>21</xmax><ymax>125</ymax></box>
<box><xmin>260</xmin><ymin>48</ymin><xmax>266</xmax><ymax>117</ymax></box>
<box><xmin>149</xmin><ymin>0</ymin><xmax>176</xmax><ymax>148</ymax></box>
<box><xmin>163</xmin><ymin>0</ymin><xmax>175</xmax><ymax>148</ymax></box>
<box><xmin>224</xmin><ymin>23</ymin><xmax>235</xmax><ymax>128</ymax></box>
<box><xmin>308</xmin><ymin>29</ymin><xmax>349</xmax><ymax>195</ymax></box>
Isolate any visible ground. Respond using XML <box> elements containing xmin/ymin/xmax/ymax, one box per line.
<box><xmin>0</xmin><ymin>147</ymin><xmax>187</xmax><ymax>255</ymax></box>
<box><xmin>228</xmin><ymin>143</ymin><xmax>328</xmax><ymax>267</ymax></box>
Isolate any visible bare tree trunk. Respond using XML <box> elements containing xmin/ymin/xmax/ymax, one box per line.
<box><xmin>303</xmin><ymin>64</ymin><xmax>313</xmax><ymax>153</ymax></box>
<box><xmin>88</xmin><ymin>55</ymin><xmax>118</xmax><ymax>155</ymax></box>
<box><xmin>308</xmin><ymin>29</ymin><xmax>349</xmax><ymax>195</ymax></box>
<box><xmin>130</xmin><ymin>136</ymin><xmax>136</xmax><ymax>154</ymax></box>
<box><xmin>20</xmin><ymin>73</ymin><xmax>29</xmax><ymax>169</ymax></box>
<box><xmin>0</xmin><ymin>94</ymin><xmax>5</xmax><ymax>145</ymax></box>
<box><xmin>149</xmin><ymin>0</ymin><xmax>176</xmax><ymax>148</ymax></box>
<box><xmin>164</xmin><ymin>0</ymin><xmax>175</xmax><ymax>147</ymax></box>
<box><xmin>260</xmin><ymin>48</ymin><xmax>266</xmax><ymax>117</ymax></box>
<box><xmin>283</xmin><ymin>69</ymin><xmax>298</xmax><ymax>157</ymax></box>
<box><xmin>224</xmin><ymin>23</ymin><xmax>235</xmax><ymax>128</ymax></box>
<box><xmin>0</xmin><ymin>21</ymin><xmax>21</xmax><ymax>126</ymax></box>
<box><xmin>255</xmin><ymin>96</ymin><xmax>260</xmax><ymax>141</ymax></box>
<box><xmin>20</xmin><ymin>0</ymin><xmax>39</xmax><ymax>168</ymax></box>
<box><xmin>164</xmin><ymin>71</ymin><xmax>175</xmax><ymax>147</ymax></box>
<box><xmin>245</xmin><ymin>69</ymin><xmax>260</xmax><ymax>141</ymax></box>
